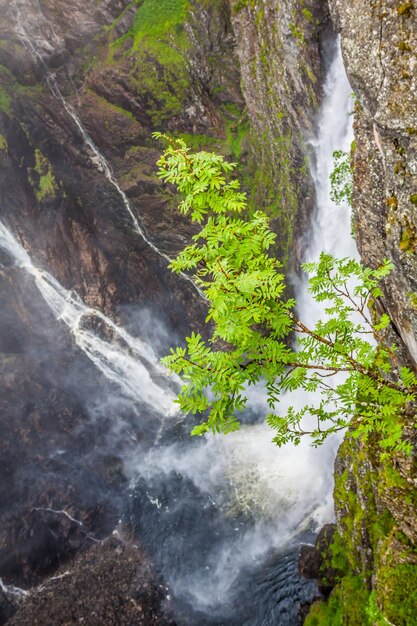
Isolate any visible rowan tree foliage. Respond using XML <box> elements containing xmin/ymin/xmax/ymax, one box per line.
<box><xmin>330</xmin><ymin>148</ymin><xmax>353</xmax><ymax>206</ymax></box>
<box><xmin>154</xmin><ymin>133</ymin><xmax>416</xmax><ymax>454</ymax></box>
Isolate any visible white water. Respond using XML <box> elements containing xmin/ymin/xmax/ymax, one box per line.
<box><xmin>0</xmin><ymin>578</ymin><xmax>29</xmax><ymax>600</ymax></box>
<box><xmin>300</xmin><ymin>46</ymin><xmax>357</xmax><ymax>323</ymax></box>
<box><xmin>0</xmin><ymin>221</ymin><xmax>177</xmax><ymax>415</ymax></box>
<box><xmin>4</xmin><ymin>4</ymin><xmax>355</xmax><ymax>615</ymax></box>
<box><xmin>128</xmin><ymin>42</ymin><xmax>356</xmax><ymax>608</ymax></box>
<box><xmin>11</xmin><ymin>0</ymin><xmax>205</xmax><ymax>300</ymax></box>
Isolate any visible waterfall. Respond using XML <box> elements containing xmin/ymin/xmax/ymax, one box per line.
<box><xmin>126</xmin><ymin>42</ymin><xmax>356</xmax><ymax>622</ymax></box>
<box><xmin>11</xmin><ymin>0</ymin><xmax>205</xmax><ymax>300</ymax></box>
<box><xmin>0</xmin><ymin>578</ymin><xmax>28</xmax><ymax>600</ymax></box>
<box><xmin>2</xmin><ymin>4</ymin><xmax>356</xmax><ymax>621</ymax></box>
<box><xmin>300</xmin><ymin>42</ymin><xmax>356</xmax><ymax>321</ymax></box>
<box><xmin>0</xmin><ymin>220</ymin><xmax>177</xmax><ymax>415</ymax></box>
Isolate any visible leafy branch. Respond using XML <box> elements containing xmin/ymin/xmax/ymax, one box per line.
<box><xmin>154</xmin><ymin>133</ymin><xmax>416</xmax><ymax>454</ymax></box>
<box><xmin>330</xmin><ymin>147</ymin><xmax>354</xmax><ymax>207</ymax></box>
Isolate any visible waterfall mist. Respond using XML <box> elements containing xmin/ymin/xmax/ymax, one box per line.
<box><xmin>125</xmin><ymin>40</ymin><xmax>357</xmax><ymax>624</ymax></box>
<box><xmin>0</xmin><ymin>221</ymin><xmax>178</xmax><ymax>417</ymax></box>
<box><xmin>0</xmin><ymin>5</ymin><xmax>356</xmax><ymax>621</ymax></box>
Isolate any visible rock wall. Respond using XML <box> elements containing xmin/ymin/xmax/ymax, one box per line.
<box><xmin>305</xmin><ymin>2</ymin><xmax>417</xmax><ymax>625</ymax></box>
<box><xmin>230</xmin><ymin>0</ymin><xmax>331</xmax><ymax>266</ymax></box>
<box><xmin>0</xmin><ymin>1</ymin><xmax>332</xmax><ymax>623</ymax></box>
<box><xmin>0</xmin><ymin>0</ymin><xmax>331</xmax><ymax>322</ymax></box>
<box><xmin>0</xmin><ymin>0</ymin><xmax>236</xmax><ymax>331</ymax></box>
<box><xmin>335</xmin><ymin>0</ymin><xmax>417</xmax><ymax>364</ymax></box>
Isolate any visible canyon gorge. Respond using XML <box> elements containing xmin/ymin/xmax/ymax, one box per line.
<box><xmin>0</xmin><ymin>1</ymin><xmax>416</xmax><ymax>624</ymax></box>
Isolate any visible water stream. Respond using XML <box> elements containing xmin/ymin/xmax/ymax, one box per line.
<box><xmin>11</xmin><ymin>0</ymin><xmax>205</xmax><ymax>300</ymax></box>
<box><xmin>2</xmin><ymin>5</ymin><xmax>356</xmax><ymax>623</ymax></box>
<box><xmin>125</xmin><ymin>39</ymin><xmax>356</xmax><ymax>625</ymax></box>
<box><xmin>0</xmin><ymin>220</ymin><xmax>177</xmax><ymax>416</ymax></box>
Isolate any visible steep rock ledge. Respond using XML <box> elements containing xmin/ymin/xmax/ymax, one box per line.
<box><xmin>0</xmin><ymin>0</ymin><xmax>332</xmax><ymax>621</ymax></box>
<box><xmin>305</xmin><ymin>2</ymin><xmax>417</xmax><ymax>624</ymax></box>
<box><xmin>230</xmin><ymin>0</ymin><xmax>331</xmax><ymax>266</ymax></box>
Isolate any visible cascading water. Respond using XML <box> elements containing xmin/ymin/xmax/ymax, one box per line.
<box><xmin>0</xmin><ymin>220</ymin><xmax>177</xmax><ymax>416</ymax></box>
<box><xmin>1</xmin><ymin>4</ymin><xmax>356</xmax><ymax>621</ymax></box>
<box><xmin>11</xmin><ymin>0</ymin><xmax>205</xmax><ymax>300</ymax></box>
<box><xmin>300</xmin><ymin>43</ymin><xmax>357</xmax><ymax>316</ymax></box>
<box><xmin>125</xmin><ymin>40</ymin><xmax>357</xmax><ymax>625</ymax></box>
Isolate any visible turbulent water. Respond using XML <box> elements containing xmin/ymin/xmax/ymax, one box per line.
<box><xmin>0</xmin><ymin>9</ymin><xmax>355</xmax><ymax>623</ymax></box>
<box><xmin>0</xmin><ymin>221</ymin><xmax>178</xmax><ymax>416</ymax></box>
<box><xmin>125</xmin><ymin>39</ymin><xmax>356</xmax><ymax>625</ymax></box>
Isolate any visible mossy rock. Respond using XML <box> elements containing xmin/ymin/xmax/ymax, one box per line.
<box><xmin>304</xmin><ymin>576</ymin><xmax>370</xmax><ymax>626</ymax></box>
<box><xmin>377</xmin><ymin>563</ymin><xmax>417</xmax><ymax>625</ymax></box>
<box><xmin>0</xmin><ymin>86</ymin><xmax>11</xmax><ymax>115</ymax></box>
<box><xmin>397</xmin><ymin>2</ymin><xmax>414</xmax><ymax>16</ymax></box>
<box><xmin>399</xmin><ymin>219</ymin><xmax>417</xmax><ymax>254</ymax></box>
<box><xmin>29</xmin><ymin>149</ymin><xmax>58</xmax><ymax>202</ymax></box>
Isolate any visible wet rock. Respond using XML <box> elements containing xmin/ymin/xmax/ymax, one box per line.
<box><xmin>0</xmin><ymin>268</ymin><xmax>129</xmax><ymax>588</ymax></box>
<box><xmin>299</xmin><ymin>545</ymin><xmax>321</xmax><ymax>581</ymax></box>
<box><xmin>330</xmin><ymin>0</ymin><xmax>417</xmax><ymax>365</ymax></box>
<box><xmin>308</xmin><ymin>6</ymin><xmax>417</xmax><ymax>621</ymax></box>
<box><xmin>299</xmin><ymin>524</ymin><xmax>337</xmax><ymax>595</ymax></box>
<box><xmin>0</xmin><ymin>590</ymin><xmax>18</xmax><ymax>625</ymax></box>
<box><xmin>230</xmin><ymin>0</ymin><xmax>331</xmax><ymax>266</ymax></box>
<box><xmin>0</xmin><ymin>0</ymin><xmax>216</xmax><ymax>333</ymax></box>
<box><xmin>6</xmin><ymin>536</ymin><xmax>177</xmax><ymax>626</ymax></box>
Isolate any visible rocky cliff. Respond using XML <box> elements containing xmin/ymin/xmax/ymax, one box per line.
<box><xmin>0</xmin><ymin>1</ymin><xmax>331</xmax><ymax>624</ymax></box>
<box><xmin>305</xmin><ymin>2</ymin><xmax>417</xmax><ymax>625</ymax></box>
<box><xmin>230</xmin><ymin>0</ymin><xmax>330</xmax><ymax>266</ymax></box>
<box><xmin>3</xmin><ymin>0</ymin><xmax>415</xmax><ymax>624</ymax></box>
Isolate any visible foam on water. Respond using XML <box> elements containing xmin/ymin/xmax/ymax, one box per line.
<box><xmin>126</xmin><ymin>41</ymin><xmax>357</xmax><ymax>615</ymax></box>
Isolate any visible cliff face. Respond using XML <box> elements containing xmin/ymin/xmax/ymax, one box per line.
<box><xmin>0</xmin><ymin>0</ymin><xmax>330</xmax><ymax>315</ymax></box>
<box><xmin>334</xmin><ymin>0</ymin><xmax>417</xmax><ymax>363</ymax></box>
<box><xmin>306</xmin><ymin>3</ymin><xmax>417</xmax><ymax>625</ymax></box>
<box><xmin>0</xmin><ymin>0</ymin><xmax>235</xmax><ymax>330</ymax></box>
<box><xmin>0</xmin><ymin>1</ymin><xmax>330</xmax><ymax>623</ymax></box>
<box><xmin>230</xmin><ymin>0</ymin><xmax>330</xmax><ymax>266</ymax></box>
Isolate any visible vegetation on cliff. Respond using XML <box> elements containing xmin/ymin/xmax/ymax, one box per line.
<box><xmin>154</xmin><ymin>135</ymin><xmax>417</xmax><ymax>623</ymax></box>
<box><xmin>155</xmin><ymin>135</ymin><xmax>416</xmax><ymax>456</ymax></box>
<box><xmin>305</xmin><ymin>432</ymin><xmax>417</xmax><ymax>626</ymax></box>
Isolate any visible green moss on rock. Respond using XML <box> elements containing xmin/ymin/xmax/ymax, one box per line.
<box><xmin>399</xmin><ymin>219</ymin><xmax>417</xmax><ymax>254</ymax></box>
<box><xmin>311</xmin><ymin>427</ymin><xmax>417</xmax><ymax>625</ymax></box>
<box><xmin>0</xmin><ymin>86</ymin><xmax>11</xmax><ymax>115</ymax></box>
<box><xmin>397</xmin><ymin>2</ymin><xmax>414</xmax><ymax>16</ymax></box>
<box><xmin>232</xmin><ymin>0</ymin><xmax>254</xmax><ymax>14</ymax></box>
<box><xmin>133</xmin><ymin>0</ymin><xmax>188</xmax><ymax>40</ymax></box>
<box><xmin>378</xmin><ymin>563</ymin><xmax>417</xmax><ymax>625</ymax></box>
<box><xmin>29</xmin><ymin>149</ymin><xmax>58</xmax><ymax>201</ymax></box>
<box><xmin>386</xmin><ymin>195</ymin><xmax>398</xmax><ymax>210</ymax></box>
<box><xmin>128</xmin><ymin>0</ymin><xmax>191</xmax><ymax>125</ymax></box>
<box><xmin>305</xmin><ymin>576</ymin><xmax>371</xmax><ymax>626</ymax></box>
